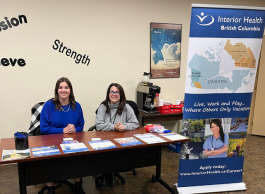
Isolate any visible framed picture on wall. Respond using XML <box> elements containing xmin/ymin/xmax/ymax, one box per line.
<box><xmin>150</xmin><ymin>22</ymin><xmax>182</xmax><ymax>78</ymax></box>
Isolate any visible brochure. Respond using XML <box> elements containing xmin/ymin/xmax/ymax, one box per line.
<box><xmin>114</xmin><ymin>137</ymin><xmax>143</xmax><ymax>147</ymax></box>
<box><xmin>62</xmin><ymin>140</ymin><xmax>79</xmax><ymax>144</ymax></box>
<box><xmin>2</xmin><ymin>149</ymin><xmax>31</xmax><ymax>161</ymax></box>
<box><xmin>160</xmin><ymin>132</ymin><xmax>188</xmax><ymax>141</ymax></box>
<box><xmin>60</xmin><ymin>143</ymin><xmax>89</xmax><ymax>154</ymax></box>
<box><xmin>31</xmin><ymin>145</ymin><xmax>61</xmax><ymax>157</ymax></box>
<box><xmin>88</xmin><ymin>140</ymin><xmax>117</xmax><ymax>150</ymax></box>
<box><xmin>134</xmin><ymin>133</ymin><xmax>166</xmax><ymax>144</ymax></box>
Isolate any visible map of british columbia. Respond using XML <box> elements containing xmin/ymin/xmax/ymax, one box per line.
<box><xmin>187</xmin><ymin>38</ymin><xmax>259</xmax><ymax>93</ymax></box>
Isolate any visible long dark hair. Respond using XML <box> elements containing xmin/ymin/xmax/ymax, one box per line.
<box><xmin>103</xmin><ymin>83</ymin><xmax>126</xmax><ymax>115</ymax></box>
<box><xmin>53</xmin><ymin>77</ymin><xmax>76</xmax><ymax>111</ymax></box>
<box><xmin>210</xmin><ymin>119</ymin><xmax>225</xmax><ymax>142</ymax></box>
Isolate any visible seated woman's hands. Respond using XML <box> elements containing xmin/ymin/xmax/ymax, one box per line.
<box><xmin>63</xmin><ymin>124</ymin><xmax>76</xmax><ymax>133</ymax></box>
<box><xmin>114</xmin><ymin>122</ymin><xmax>125</xmax><ymax>132</ymax></box>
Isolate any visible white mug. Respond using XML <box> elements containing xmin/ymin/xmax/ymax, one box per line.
<box><xmin>159</xmin><ymin>99</ymin><xmax>163</xmax><ymax>106</ymax></box>
<box><xmin>176</xmin><ymin>100</ymin><xmax>182</xmax><ymax>105</ymax></box>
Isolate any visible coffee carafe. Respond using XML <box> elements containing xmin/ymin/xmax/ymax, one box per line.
<box><xmin>137</xmin><ymin>83</ymin><xmax>160</xmax><ymax>114</ymax></box>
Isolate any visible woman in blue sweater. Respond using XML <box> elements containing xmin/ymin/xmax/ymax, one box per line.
<box><xmin>40</xmin><ymin>77</ymin><xmax>85</xmax><ymax>194</ymax></box>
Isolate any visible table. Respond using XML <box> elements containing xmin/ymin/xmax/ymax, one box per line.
<box><xmin>0</xmin><ymin>127</ymin><xmax>190</xmax><ymax>194</ymax></box>
<box><xmin>138</xmin><ymin>111</ymin><xmax>183</xmax><ymax>126</ymax></box>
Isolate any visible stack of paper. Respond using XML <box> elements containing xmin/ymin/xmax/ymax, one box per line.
<box><xmin>160</xmin><ymin>132</ymin><xmax>188</xmax><ymax>141</ymax></box>
<box><xmin>62</xmin><ymin>140</ymin><xmax>79</xmax><ymax>144</ymax></box>
<box><xmin>31</xmin><ymin>146</ymin><xmax>60</xmax><ymax>157</ymax></box>
<box><xmin>114</xmin><ymin>137</ymin><xmax>143</xmax><ymax>146</ymax></box>
<box><xmin>134</xmin><ymin>134</ymin><xmax>166</xmax><ymax>144</ymax></box>
<box><xmin>2</xmin><ymin>149</ymin><xmax>31</xmax><ymax>161</ymax></box>
<box><xmin>88</xmin><ymin>140</ymin><xmax>117</xmax><ymax>150</ymax></box>
<box><xmin>60</xmin><ymin>143</ymin><xmax>89</xmax><ymax>154</ymax></box>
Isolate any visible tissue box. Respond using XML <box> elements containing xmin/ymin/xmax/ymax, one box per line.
<box><xmin>156</xmin><ymin>106</ymin><xmax>182</xmax><ymax>113</ymax></box>
<box><xmin>171</xmin><ymin>105</ymin><xmax>183</xmax><ymax>109</ymax></box>
<box><xmin>161</xmin><ymin>105</ymin><xmax>171</xmax><ymax>109</ymax></box>
<box><xmin>172</xmin><ymin>109</ymin><xmax>182</xmax><ymax>113</ymax></box>
<box><xmin>160</xmin><ymin>109</ymin><xmax>172</xmax><ymax>114</ymax></box>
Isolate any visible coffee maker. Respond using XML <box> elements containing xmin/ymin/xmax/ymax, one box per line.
<box><xmin>137</xmin><ymin>83</ymin><xmax>161</xmax><ymax>113</ymax></box>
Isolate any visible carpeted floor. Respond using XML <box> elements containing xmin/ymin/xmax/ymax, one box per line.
<box><xmin>0</xmin><ymin>135</ymin><xmax>264</xmax><ymax>194</ymax></box>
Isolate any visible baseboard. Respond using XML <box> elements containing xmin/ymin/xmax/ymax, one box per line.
<box><xmin>173</xmin><ymin>182</ymin><xmax>246</xmax><ymax>194</ymax></box>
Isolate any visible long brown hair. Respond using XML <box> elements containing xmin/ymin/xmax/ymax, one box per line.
<box><xmin>103</xmin><ymin>83</ymin><xmax>126</xmax><ymax>115</ymax></box>
<box><xmin>53</xmin><ymin>77</ymin><xmax>76</xmax><ymax>111</ymax></box>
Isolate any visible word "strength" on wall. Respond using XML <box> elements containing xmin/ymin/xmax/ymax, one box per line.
<box><xmin>52</xmin><ymin>39</ymin><xmax>90</xmax><ymax>66</ymax></box>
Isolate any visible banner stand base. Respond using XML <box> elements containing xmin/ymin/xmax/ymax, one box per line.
<box><xmin>174</xmin><ymin>182</ymin><xmax>246</xmax><ymax>194</ymax></box>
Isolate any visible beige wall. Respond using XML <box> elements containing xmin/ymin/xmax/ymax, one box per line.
<box><xmin>251</xmin><ymin>35</ymin><xmax>265</xmax><ymax>136</ymax></box>
<box><xmin>1</xmin><ymin>0</ymin><xmax>265</xmax><ymax>139</ymax></box>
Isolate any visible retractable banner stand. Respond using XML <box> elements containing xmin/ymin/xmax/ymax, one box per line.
<box><xmin>176</xmin><ymin>4</ymin><xmax>265</xmax><ymax>194</ymax></box>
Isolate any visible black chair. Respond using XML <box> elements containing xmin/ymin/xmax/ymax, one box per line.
<box><xmin>88</xmin><ymin>100</ymin><xmax>138</xmax><ymax>189</ymax></box>
<box><xmin>28</xmin><ymin>102</ymin><xmax>45</xmax><ymax>136</ymax></box>
<box><xmin>28</xmin><ymin>102</ymin><xmax>76</xmax><ymax>194</ymax></box>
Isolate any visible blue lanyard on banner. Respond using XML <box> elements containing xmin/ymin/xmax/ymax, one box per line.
<box><xmin>211</xmin><ymin>136</ymin><xmax>223</xmax><ymax>150</ymax></box>
<box><xmin>211</xmin><ymin>136</ymin><xmax>214</xmax><ymax>150</ymax></box>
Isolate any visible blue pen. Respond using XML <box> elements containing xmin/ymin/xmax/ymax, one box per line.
<box><xmin>15</xmin><ymin>131</ymin><xmax>27</xmax><ymax>138</ymax></box>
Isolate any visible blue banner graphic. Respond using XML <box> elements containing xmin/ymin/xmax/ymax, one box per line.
<box><xmin>184</xmin><ymin>93</ymin><xmax>252</xmax><ymax>119</ymax></box>
<box><xmin>178</xmin><ymin>157</ymin><xmax>244</xmax><ymax>187</ymax></box>
<box><xmin>178</xmin><ymin>4</ymin><xmax>265</xmax><ymax>191</ymax></box>
<box><xmin>190</xmin><ymin>8</ymin><xmax>265</xmax><ymax>38</ymax></box>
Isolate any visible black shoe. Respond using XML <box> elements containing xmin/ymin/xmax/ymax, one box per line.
<box><xmin>96</xmin><ymin>176</ymin><xmax>107</xmax><ymax>190</ymax></box>
<box><xmin>106</xmin><ymin>173</ymin><xmax>116</xmax><ymax>187</ymax></box>
<box><xmin>47</xmin><ymin>186</ymin><xmax>55</xmax><ymax>194</ymax></box>
<box><xmin>74</xmin><ymin>181</ymin><xmax>85</xmax><ymax>194</ymax></box>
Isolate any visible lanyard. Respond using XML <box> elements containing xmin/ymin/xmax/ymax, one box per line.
<box><xmin>211</xmin><ymin>136</ymin><xmax>222</xmax><ymax>150</ymax></box>
<box><xmin>109</xmin><ymin>109</ymin><xmax>118</xmax><ymax>124</ymax></box>
<box><xmin>211</xmin><ymin>136</ymin><xmax>214</xmax><ymax>150</ymax></box>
